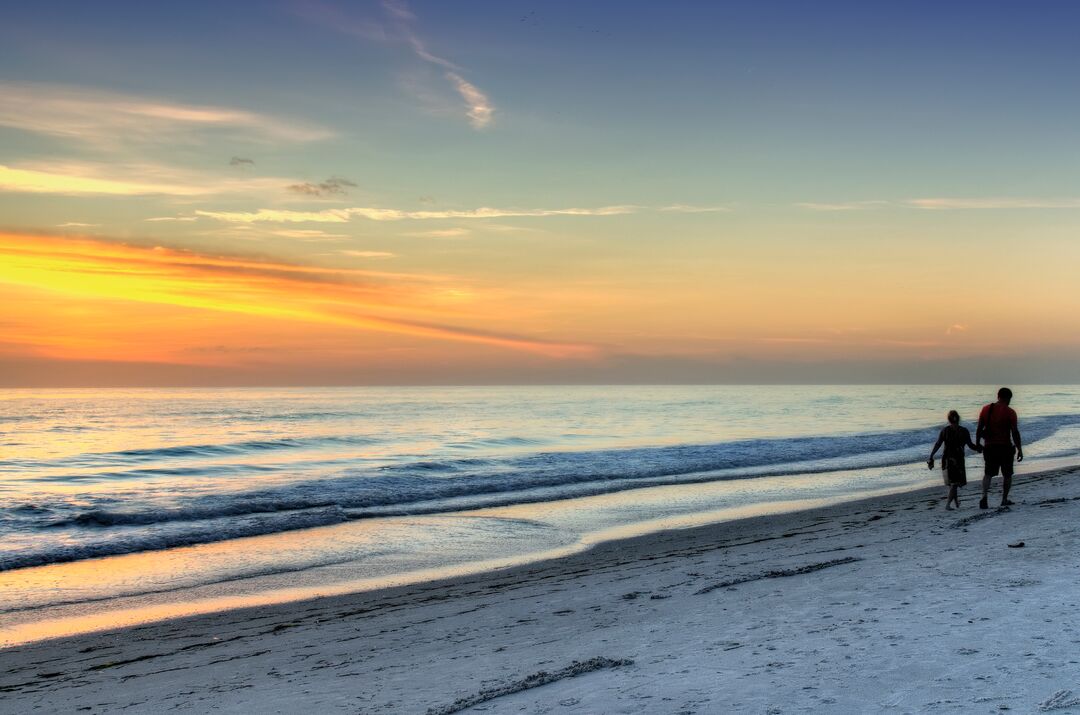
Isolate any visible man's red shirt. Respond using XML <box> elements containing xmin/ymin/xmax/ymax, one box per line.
<box><xmin>979</xmin><ymin>402</ymin><xmax>1018</xmax><ymax>446</ymax></box>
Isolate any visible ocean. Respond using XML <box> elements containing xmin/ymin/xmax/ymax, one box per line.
<box><xmin>3</xmin><ymin>385</ymin><xmax>1080</xmax><ymax>640</ymax></box>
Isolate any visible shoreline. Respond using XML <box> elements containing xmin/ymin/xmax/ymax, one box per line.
<box><xmin>0</xmin><ymin>457</ymin><xmax>953</xmax><ymax>646</ymax></box>
<box><xmin>4</xmin><ymin>464</ymin><xmax>1080</xmax><ymax>712</ymax></box>
<box><xmin>1</xmin><ymin>459</ymin><xmax>1076</xmax><ymax>650</ymax></box>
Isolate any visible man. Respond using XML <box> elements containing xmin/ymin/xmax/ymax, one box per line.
<box><xmin>975</xmin><ymin>387</ymin><xmax>1023</xmax><ymax>509</ymax></box>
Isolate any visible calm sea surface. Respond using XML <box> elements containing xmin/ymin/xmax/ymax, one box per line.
<box><xmin>3</xmin><ymin>385</ymin><xmax>1080</xmax><ymax>642</ymax></box>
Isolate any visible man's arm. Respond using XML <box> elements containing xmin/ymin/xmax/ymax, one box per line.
<box><xmin>975</xmin><ymin>406</ymin><xmax>987</xmax><ymax>447</ymax></box>
<box><xmin>1012</xmin><ymin>411</ymin><xmax>1023</xmax><ymax>461</ymax></box>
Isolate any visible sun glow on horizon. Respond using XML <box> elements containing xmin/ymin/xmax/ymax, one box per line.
<box><xmin>0</xmin><ymin>233</ymin><xmax>599</xmax><ymax>367</ymax></box>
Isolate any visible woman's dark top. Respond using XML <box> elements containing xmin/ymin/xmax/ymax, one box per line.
<box><xmin>938</xmin><ymin>424</ymin><xmax>972</xmax><ymax>486</ymax></box>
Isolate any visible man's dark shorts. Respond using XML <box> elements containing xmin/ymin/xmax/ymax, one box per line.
<box><xmin>984</xmin><ymin>444</ymin><xmax>1016</xmax><ymax>478</ymax></box>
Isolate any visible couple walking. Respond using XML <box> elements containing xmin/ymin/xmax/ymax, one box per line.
<box><xmin>927</xmin><ymin>387</ymin><xmax>1024</xmax><ymax>510</ymax></box>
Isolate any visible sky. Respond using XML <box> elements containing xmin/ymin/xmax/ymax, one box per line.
<box><xmin>3</xmin><ymin>0</ymin><xmax>1080</xmax><ymax>386</ymax></box>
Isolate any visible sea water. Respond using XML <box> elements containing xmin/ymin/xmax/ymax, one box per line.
<box><xmin>3</xmin><ymin>385</ymin><xmax>1080</xmax><ymax>641</ymax></box>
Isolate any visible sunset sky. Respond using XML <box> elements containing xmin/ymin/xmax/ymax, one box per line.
<box><xmin>3</xmin><ymin>1</ymin><xmax>1080</xmax><ymax>385</ymax></box>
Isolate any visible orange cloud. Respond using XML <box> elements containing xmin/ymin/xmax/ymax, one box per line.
<box><xmin>0</xmin><ymin>232</ymin><xmax>597</xmax><ymax>360</ymax></box>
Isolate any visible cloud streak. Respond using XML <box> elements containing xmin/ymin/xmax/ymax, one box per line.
<box><xmin>0</xmin><ymin>232</ymin><xmax>596</xmax><ymax>359</ymax></box>
<box><xmin>386</xmin><ymin>0</ymin><xmax>496</xmax><ymax>129</ymax></box>
<box><xmin>407</xmin><ymin>228</ymin><xmax>471</xmax><ymax>238</ymax></box>
<box><xmin>660</xmin><ymin>204</ymin><xmax>730</xmax><ymax>213</ymax></box>
<box><xmin>0</xmin><ymin>82</ymin><xmax>331</xmax><ymax>147</ymax></box>
<box><xmin>0</xmin><ymin>163</ymin><xmax>211</xmax><ymax>196</ymax></box>
<box><xmin>908</xmin><ymin>197</ymin><xmax>1080</xmax><ymax>210</ymax></box>
<box><xmin>341</xmin><ymin>250</ymin><xmax>396</xmax><ymax>258</ymax></box>
<box><xmin>297</xmin><ymin>1</ymin><xmax>494</xmax><ymax>129</ymax></box>
<box><xmin>0</xmin><ymin>162</ymin><xmax>306</xmax><ymax>198</ymax></box>
<box><xmin>797</xmin><ymin>197</ymin><xmax>1080</xmax><ymax>211</ymax></box>
<box><xmin>271</xmin><ymin>228</ymin><xmax>350</xmax><ymax>240</ymax></box>
<box><xmin>445</xmin><ymin>72</ymin><xmax>494</xmax><ymax>129</ymax></box>
<box><xmin>286</xmin><ymin>176</ymin><xmax>357</xmax><ymax>197</ymax></box>
<box><xmin>795</xmin><ymin>201</ymin><xmax>890</xmax><ymax>211</ymax></box>
<box><xmin>195</xmin><ymin>204</ymin><xmax>642</xmax><ymax>223</ymax></box>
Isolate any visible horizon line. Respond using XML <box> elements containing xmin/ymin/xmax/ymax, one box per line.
<box><xmin>0</xmin><ymin>382</ymin><xmax>1062</xmax><ymax>390</ymax></box>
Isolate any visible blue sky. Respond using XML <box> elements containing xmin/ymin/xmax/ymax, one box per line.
<box><xmin>7</xmin><ymin>0</ymin><xmax>1080</xmax><ymax>200</ymax></box>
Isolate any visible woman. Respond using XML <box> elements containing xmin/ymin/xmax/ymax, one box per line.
<box><xmin>928</xmin><ymin>410</ymin><xmax>981</xmax><ymax>510</ymax></box>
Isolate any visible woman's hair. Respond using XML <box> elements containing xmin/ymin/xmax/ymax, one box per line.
<box><xmin>947</xmin><ymin>410</ymin><xmax>960</xmax><ymax>424</ymax></box>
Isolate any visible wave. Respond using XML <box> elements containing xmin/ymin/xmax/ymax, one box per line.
<box><xmin>0</xmin><ymin>435</ymin><xmax>382</xmax><ymax>470</ymax></box>
<box><xmin>29</xmin><ymin>463</ymin><xmax>282</xmax><ymax>483</ymax></box>
<box><xmin>113</xmin><ymin>434</ymin><xmax>380</xmax><ymax>459</ymax></box>
<box><xmin>445</xmin><ymin>436</ymin><xmax>545</xmax><ymax>450</ymax></box>
<box><xmin>4</xmin><ymin>413</ymin><xmax>1080</xmax><ymax>571</ymax></box>
<box><xmin>35</xmin><ymin>433</ymin><xmax>932</xmax><ymax>532</ymax></box>
<box><xmin>0</xmin><ymin>507</ymin><xmax>349</xmax><ymax>572</ymax></box>
<box><xmin>191</xmin><ymin>409</ymin><xmax>371</xmax><ymax>423</ymax></box>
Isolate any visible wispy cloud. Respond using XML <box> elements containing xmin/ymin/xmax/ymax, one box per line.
<box><xmin>0</xmin><ymin>82</ymin><xmax>332</xmax><ymax>147</ymax></box>
<box><xmin>146</xmin><ymin>216</ymin><xmax>199</xmax><ymax>222</ymax></box>
<box><xmin>0</xmin><ymin>162</ymin><xmax>301</xmax><ymax>198</ymax></box>
<box><xmin>297</xmin><ymin>1</ymin><xmax>494</xmax><ymax>129</ymax></box>
<box><xmin>660</xmin><ymin>204</ymin><xmax>730</xmax><ymax>213</ymax></box>
<box><xmin>0</xmin><ymin>232</ymin><xmax>596</xmax><ymax>358</ymax></box>
<box><xmin>796</xmin><ymin>197</ymin><xmax>1080</xmax><ymax>211</ymax></box>
<box><xmin>1</xmin><ymin>163</ymin><xmax>209</xmax><ymax>196</ymax></box>
<box><xmin>290</xmin><ymin>1</ymin><xmax>388</xmax><ymax>43</ymax></box>
<box><xmin>406</xmin><ymin>228</ymin><xmax>471</xmax><ymax>238</ymax></box>
<box><xmin>795</xmin><ymin>201</ymin><xmax>890</xmax><ymax>211</ymax></box>
<box><xmin>197</xmin><ymin>208</ymin><xmax>353</xmax><ymax>223</ymax></box>
<box><xmin>57</xmin><ymin>222</ymin><xmax>99</xmax><ymax>228</ymax></box>
<box><xmin>341</xmin><ymin>250</ymin><xmax>396</xmax><ymax>258</ymax></box>
<box><xmin>398</xmin><ymin>6</ymin><xmax>496</xmax><ymax>130</ymax></box>
<box><xmin>230</xmin><ymin>156</ymin><xmax>255</xmax><ymax>167</ymax></box>
<box><xmin>285</xmin><ymin>176</ymin><xmax>357</xmax><ymax>197</ymax></box>
<box><xmin>908</xmin><ymin>197</ymin><xmax>1080</xmax><ymax>210</ymax></box>
<box><xmin>476</xmin><ymin>223</ymin><xmax>542</xmax><ymax>234</ymax></box>
<box><xmin>271</xmin><ymin>229</ymin><xmax>350</xmax><ymax>241</ymax></box>
<box><xmin>444</xmin><ymin>72</ymin><xmax>494</xmax><ymax>129</ymax></box>
<box><xmin>195</xmin><ymin>204</ymin><xmax>641</xmax><ymax>223</ymax></box>
<box><xmin>946</xmin><ymin>324</ymin><xmax>968</xmax><ymax>335</ymax></box>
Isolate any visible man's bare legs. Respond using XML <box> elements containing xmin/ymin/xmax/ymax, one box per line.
<box><xmin>981</xmin><ymin>472</ymin><xmax>1014</xmax><ymax>508</ymax></box>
